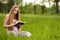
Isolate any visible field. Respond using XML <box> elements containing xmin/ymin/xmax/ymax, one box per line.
<box><xmin>0</xmin><ymin>14</ymin><xmax>60</xmax><ymax>40</ymax></box>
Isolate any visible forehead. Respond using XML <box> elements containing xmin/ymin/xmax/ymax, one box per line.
<box><xmin>14</xmin><ymin>7</ymin><xmax>18</xmax><ymax>10</ymax></box>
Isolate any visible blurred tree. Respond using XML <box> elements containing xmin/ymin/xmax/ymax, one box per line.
<box><xmin>7</xmin><ymin>0</ymin><xmax>15</xmax><ymax>12</ymax></box>
<box><xmin>42</xmin><ymin>0</ymin><xmax>45</xmax><ymax>14</ymax></box>
<box><xmin>54</xmin><ymin>0</ymin><xmax>60</xmax><ymax>14</ymax></box>
<box><xmin>35</xmin><ymin>4</ymin><xmax>42</xmax><ymax>14</ymax></box>
<box><xmin>48</xmin><ymin>0</ymin><xmax>51</xmax><ymax>7</ymax></box>
<box><xmin>0</xmin><ymin>0</ymin><xmax>21</xmax><ymax>13</ymax></box>
<box><xmin>34</xmin><ymin>0</ymin><xmax>37</xmax><ymax>14</ymax></box>
<box><xmin>40</xmin><ymin>0</ymin><xmax>45</xmax><ymax>14</ymax></box>
<box><xmin>0</xmin><ymin>0</ymin><xmax>15</xmax><ymax>13</ymax></box>
<box><xmin>0</xmin><ymin>0</ymin><xmax>7</xmax><ymax>13</ymax></box>
<box><xmin>19</xmin><ymin>0</ymin><xmax>22</xmax><ymax>6</ymax></box>
<box><xmin>14</xmin><ymin>0</ymin><xmax>21</xmax><ymax>5</ymax></box>
<box><xmin>20</xmin><ymin>3</ymin><xmax>34</xmax><ymax>14</ymax></box>
<box><xmin>0</xmin><ymin>1</ymin><xmax>2</xmax><ymax>13</ymax></box>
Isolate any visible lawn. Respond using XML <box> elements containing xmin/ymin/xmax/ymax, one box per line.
<box><xmin>0</xmin><ymin>14</ymin><xmax>60</xmax><ymax>40</ymax></box>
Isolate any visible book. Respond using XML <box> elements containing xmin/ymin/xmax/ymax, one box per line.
<box><xmin>14</xmin><ymin>21</ymin><xmax>26</xmax><ymax>27</ymax></box>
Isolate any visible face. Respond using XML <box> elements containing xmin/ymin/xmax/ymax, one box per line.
<box><xmin>13</xmin><ymin>7</ymin><xmax>18</xmax><ymax>15</ymax></box>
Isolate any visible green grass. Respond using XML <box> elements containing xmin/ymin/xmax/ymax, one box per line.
<box><xmin>0</xmin><ymin>14</ymin><xmax>60</xmax><ymax>40</ymax></box>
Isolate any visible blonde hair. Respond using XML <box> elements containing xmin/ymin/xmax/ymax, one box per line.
<box><xmin>7</xmin><ymin>5</ymin><xmax>20</xmax><ymax>25</ymax></box>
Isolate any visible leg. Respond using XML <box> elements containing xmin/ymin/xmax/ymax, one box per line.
<box><xmin>18</xmin><ymin>31</ymin><xmax>32</xmax><ymax>37</ymax></box>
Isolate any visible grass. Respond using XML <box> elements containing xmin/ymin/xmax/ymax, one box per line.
<box><xmin>0</xmin><ymin>14</ymin><xmax>60</xmax><ymax>40</ymax></box>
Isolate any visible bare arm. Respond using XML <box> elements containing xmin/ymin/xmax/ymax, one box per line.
<box><xmin>3</xmin><ymin>15</ymin><xmax>14</xmax><ymax>28</ymax></box>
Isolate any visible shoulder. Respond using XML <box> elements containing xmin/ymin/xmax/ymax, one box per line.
<box><xmin>5</xmin><ymin>14</ymin><xmax>9</xmax><ymax>19</ymax></box>
<box><xmin>6</xmin><ymin>14</ymin><xmax>9</xmax><ymax>17</ymax></box>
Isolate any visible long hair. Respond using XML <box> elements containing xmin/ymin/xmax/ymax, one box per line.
<box><xmin>7</xmin><ymin>5</ymin><xmax>20</xmax><ymax>25</ymax></box>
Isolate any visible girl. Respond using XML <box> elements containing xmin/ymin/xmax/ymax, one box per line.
<box><xmin>3</xmin><ymin>5</ymin><xmax>31</xmax><ymax>37</ymax></box>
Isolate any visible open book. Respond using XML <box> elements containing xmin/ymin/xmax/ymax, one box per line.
<box><xmin>14</xmin><ymin>21</ymin><xmax>27</xmax><ymax>27</ymax></box>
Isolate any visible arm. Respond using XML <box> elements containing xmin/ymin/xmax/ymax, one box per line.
<box><xmin>3</xmin><ymin>15</ymin><xmax>14</xmax><ymax>28</ymax></box>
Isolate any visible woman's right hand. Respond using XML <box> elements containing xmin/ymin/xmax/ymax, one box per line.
<box><xmin>10</xmin><ymin>23</ymin><xmax>15</xmax><ymax>27</ymax></box>
<box><xmin>3</xmin><ymin>23</ymin><xmax>15</xmax><ymax>28</ymax></box>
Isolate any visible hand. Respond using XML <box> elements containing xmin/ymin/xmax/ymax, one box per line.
<box><xmin>18</xmin><ymin>21</ymin><xmax>27</xmax><ymax>23</ymax></box>
<box><xmin>10</xmin><ymin>23</ymin><xmax>15</xmax><ymax>26</ymax></box>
